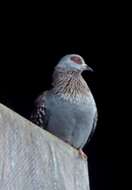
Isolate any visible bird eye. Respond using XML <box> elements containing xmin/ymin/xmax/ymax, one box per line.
<box><xmin>70</xmin><ymin>56</ymin><xmax>82</xmax><ymax>64</ymax></box>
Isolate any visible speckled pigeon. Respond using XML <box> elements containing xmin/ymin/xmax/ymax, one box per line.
<box><xmin>30</xmin><ymin>54</ymin><xmax>98</xmax><ymax>159</ymax></box>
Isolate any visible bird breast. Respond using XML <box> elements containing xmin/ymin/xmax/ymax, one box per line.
<box><xmin>45</xmin><ymin>92</ymin><xmax>96</xmax><ymax>148</ymax></box>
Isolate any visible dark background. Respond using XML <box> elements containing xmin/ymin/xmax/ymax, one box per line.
<box><xmin>0</xmin><ymin>8</ymin><xmax>116</xmax><ymax>189</ymax></box>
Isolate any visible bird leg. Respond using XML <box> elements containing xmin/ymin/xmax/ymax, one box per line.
<box><xmin>64</xmin><ymin>139</ymin><xmax>87</xmax><ymax>160</ymax></box>
<box><xmin>78</xmin><ymin>148</ymin><xmax>87</xmax><ymax>160</ymax></box>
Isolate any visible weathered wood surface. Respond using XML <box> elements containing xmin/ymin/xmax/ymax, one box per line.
<box><xmin>0</xmin><ymin>103</ymin><xmax>90</xmax><ymax>190</ymax></box>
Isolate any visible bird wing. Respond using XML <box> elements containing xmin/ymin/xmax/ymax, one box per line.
<box><xmin>87</xmin><ymin>110</ymin><xmax>98</xmax><ymax>144</ymax></box>
<box><xmin>30</xmin><ymin>91</ymin><xmax>49</xmax><ymax>129</ymax></box>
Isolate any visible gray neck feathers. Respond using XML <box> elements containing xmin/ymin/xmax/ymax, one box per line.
<box><xmin>52</xmin><ymin>68</ymin><xmax>90</xmax><ymax>103</ymax></box>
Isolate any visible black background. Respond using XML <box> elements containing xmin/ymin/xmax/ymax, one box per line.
<box><xmin>0</xmin><ymin>7</ymin><xmax>116</xmax><ymax>190</ymax></box>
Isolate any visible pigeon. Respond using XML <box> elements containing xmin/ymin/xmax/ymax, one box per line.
<box><xmin>30</xmin><ymin>54</ymin><xmax>98</xmax><ymax>159</ymax></box>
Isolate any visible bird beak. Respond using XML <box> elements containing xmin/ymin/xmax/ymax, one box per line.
<box><xmin>84</xmin><ymin>64</ymin><xmax>94</xmax><ymax>72</ymax></box>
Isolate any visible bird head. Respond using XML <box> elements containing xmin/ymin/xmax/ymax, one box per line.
<box><xmin>55</xmin><ymin>54</ymin><xmax>93</xmax><ymax>73</ymax></box>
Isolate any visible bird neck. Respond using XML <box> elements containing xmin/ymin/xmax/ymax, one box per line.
<box><xmin>52</xmin><ymin>69</ymin><xmax>90</xmax><ymax>102</ymax></box>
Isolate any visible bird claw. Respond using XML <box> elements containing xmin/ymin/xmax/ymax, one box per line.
<box><xmin>78</xmin><ymin>149</ymin><xmax>87</xmax><ymax>160</ymax></box>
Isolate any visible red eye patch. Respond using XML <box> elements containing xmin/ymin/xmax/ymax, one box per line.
<box><xmin>70</xmin><ymin>56</ymin><xmax>82</xmax><ymax>64</ymax></box>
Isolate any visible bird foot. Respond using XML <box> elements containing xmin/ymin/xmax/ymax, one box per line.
<box><xmin>78</xmin><ymin>149</ymin><xmax>87</xmax><ymax>160</ymax></box>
